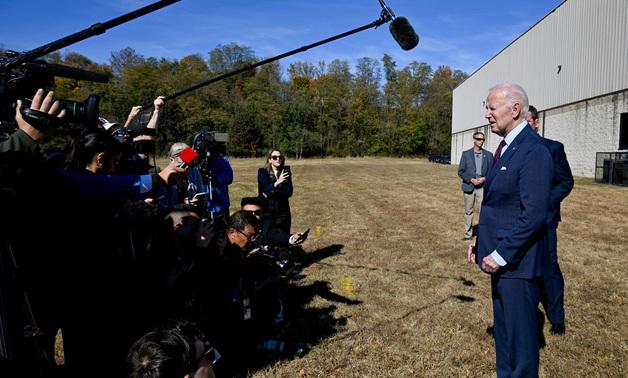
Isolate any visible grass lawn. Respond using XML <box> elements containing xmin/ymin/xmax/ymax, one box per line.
<box><xmin>226</xmin><ymin>157</ymin><xmax>627</xmax><ymax>377</ymax></box>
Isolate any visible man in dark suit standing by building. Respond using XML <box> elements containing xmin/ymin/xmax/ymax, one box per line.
<box><xmin>527</xmin><ymin>105</ymin><xmax>574</xmax><ymax>335</ymax></box>
<box><xmin>458</xmin><ymin>131</ymin><xmax>493</xmax><ymax>240</ymax></box>
<box><xmin>467</xmin><ymin>83</ymin><xmax>553</xmax><ymax>377</ymax></box>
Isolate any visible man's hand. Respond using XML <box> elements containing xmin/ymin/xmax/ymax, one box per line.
<box><xmin>467</xmin><ymin>242</ymin><xmax>476</xmax><ymax>264</ymax></box>
<box><xmin>15</xmin><ymin>89</ymin><xmax>66</xmax><ymax>142</ymax></box>
<box><xmin>289</xmin><ymin>232</ymin><xmax>305</xmax><ymax>246</ymax></box>
<box><xmin>157</xmin><ymin>161</ymin><xmax>186</xmax><ymax>185</ymax></box>
<box><xmin>482</xmin><ymin>255</ymin><xmax>500</xmax><ymax>273</ymax></box>
<box><xmin>470</xmin><ymin>178</ymin><xmax>479</xmax><ymax>186</ymax></box>
<box><xmin>477</xmin><ymin>177</ymin><xmax>486</xmax><ymax>185</ymax></box>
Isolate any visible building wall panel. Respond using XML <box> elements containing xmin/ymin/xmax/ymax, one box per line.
<box><xmin>452</xmin><ymin>0</ymin><xmax>628</xmax><ymax>134</ymax></box>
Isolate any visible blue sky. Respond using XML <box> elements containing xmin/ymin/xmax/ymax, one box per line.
<box><xmin>1</xmin><ymin>0</ymin><xmax>563</xmax><ymax>76</ymax></box>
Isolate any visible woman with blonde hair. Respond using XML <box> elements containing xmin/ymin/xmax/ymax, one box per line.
<box><xmin>257</xmin><ymin>149</ymin><xmax>293</xmax><ymax>232</ymax></box>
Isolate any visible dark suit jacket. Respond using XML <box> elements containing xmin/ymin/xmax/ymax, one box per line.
<box><xmin>257</xmin><ymin>167</ymin><xmax>293</xmax><ymax>214</ymax></box>
<box><xmin>476</xmin><ymin>125</ymin><xmax>554</xmax><ymax>279</ymax></box>
<box><xmin>253</xmin><ymin>218</ymin><xmax>291</xmax><ymax>249</ymax></box>
<box><xmin>458</xmin><ymin>148</ymin><xmax>493</xmax><ymax>193</ymax></box>
<box><xmin>541</xmin><ymin>138</ymin><xmax>573</xmax><ymax>228</ymax></box>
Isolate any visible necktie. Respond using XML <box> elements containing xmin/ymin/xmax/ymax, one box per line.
<box><xmin>493</xmin><ymin>139</ymin><xmax>506</xmax><ymax>165</ymax></box>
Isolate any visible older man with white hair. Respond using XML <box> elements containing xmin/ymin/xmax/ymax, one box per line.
<box><xmin>467</xmin><ymin>83</ymin><xmax>553</xmax><ymax>377</ymax></box>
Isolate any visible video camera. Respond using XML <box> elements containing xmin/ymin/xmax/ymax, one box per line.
<box><xmin>0</xmin><ymin>53</ymin><xmax>107</xmax><ymax>141</ymax></box>
<box><xmin>191</xmin><ymin>130</ymin><xmax>229</xmax><ymax>182</ymax></box>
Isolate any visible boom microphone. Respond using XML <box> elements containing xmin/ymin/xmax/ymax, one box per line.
<box><xmin>142</xmin><ymin>0</ymin><xmax>419</xmax><ymax>110</ymax></box>
<box><xmin>22</xmin><ymin>61</ymin><xmax>110</xmax><ymax>83</ymax></box>
<box><xmin>389</xmin><ymin>16</ymin><xmax>419</xmax><ymax>50</ymax></box>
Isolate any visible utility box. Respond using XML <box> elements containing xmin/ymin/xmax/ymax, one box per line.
<box><xmin>595</xmin><ymin>152</ymin><xmax>628</xmax><ymax>186</ymax></box>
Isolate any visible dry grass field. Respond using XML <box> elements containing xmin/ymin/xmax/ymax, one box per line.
<box><xmin>223</xmin><ymin>157</ymin><xmax>628</xmax><ymax>377</ymax></box>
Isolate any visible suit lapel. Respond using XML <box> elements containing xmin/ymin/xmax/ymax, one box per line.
<box><xmin>486</xmin><ymin>126</ymin><xmax>533</xmax><ymax>191</ymax></box>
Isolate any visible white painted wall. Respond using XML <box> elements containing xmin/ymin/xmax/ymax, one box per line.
<box><xmin>451</xmin><ymin>90</ymin><xmax>628</xmax><ymax>178</ymax></box>
<box><xmin>543</xmin><ymin>90</ymin><xmax>628</xmax><ymax>177</ymax></box>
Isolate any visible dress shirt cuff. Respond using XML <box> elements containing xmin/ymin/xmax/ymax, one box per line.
<box><xmin>490</xmin><ymin>251</ymin><xmax>507</xmax><ymax>266</ymax></box>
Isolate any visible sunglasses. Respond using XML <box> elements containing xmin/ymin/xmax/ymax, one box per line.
<box><xmin>474</xmin><ymin>138</ymin><xmax>485</xmax><ymax>141</ymax></box>
<box><xmin>270</xmin><ymin>155</ymin><xmax>283</xmax><ymax>160</ymax></box>
<box><xmin>246</xmin><ymin>209</ymin><xmax>262</xmax><ymax>217</ymax></box>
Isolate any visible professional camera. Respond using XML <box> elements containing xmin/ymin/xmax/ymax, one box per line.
<box><xmin>258</xmin><ymin>245</ymin><xmax>299</xmax><ymax>277</ymax></box>
<box><xmin>190</xmin><ymin>130</ymin><xmax>229</xmax><ymax>182</ymax></box>
<box><xmin>0</xmin><ymin>53</ymin><xmax>107</xmax><ymax>141</ymax></box>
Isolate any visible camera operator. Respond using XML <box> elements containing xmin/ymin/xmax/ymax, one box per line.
<box><xmin>240</xmin><ymin>197</ymin><xmax>306</xmax><ymax>250</ymax></box>
<box><xmin>0</xmin><ymin>89</ymin><xmax>69</xmax><ymax>376</ymax></box>
<box><xmin>124</xmin><ymin>96</ymin><xmax>165</xmax><ymax>142</ymax></box>
<box><xmin>187</xmin><ymin>140</ymin><xmax>233</xmax><ymax>219</ymax></box>
<box><xmin>191</xmin><ymin>210</ymin><xmax>260</xmax><ymax>375</ymax></box>
<box><xmin>239</xmin><ymin>197</ymin><xmax>308</xmax><ymax>353</ymax></box>
<box><xmin>0</xmin><ymin>88</ymin><xmax>185</xmax><ymax>376</ymax></box>
<box><xmin>109</xmin><ymin>96</ymin><xmax>165</xmax><ymax>175</ymax></box>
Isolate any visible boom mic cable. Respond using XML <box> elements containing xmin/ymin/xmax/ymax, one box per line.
<box><xmin>142</xmin><ymin>0</ymin><xmax>419</xmax><ymax>110</ymax></box>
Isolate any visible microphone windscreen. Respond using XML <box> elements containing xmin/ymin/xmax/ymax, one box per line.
<box><xmin>389</xmin><ymin>17</ymin><xmax>419</xmax><ymax>51</ymax></box>
<box><xmin>179</xmin><ymin>147</ymin><xmax>199</xmax><ymax>165</ymax></box>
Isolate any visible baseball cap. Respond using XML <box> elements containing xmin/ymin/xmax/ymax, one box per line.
<box><xmin>98</xmin><ymin>116</ymin><xmax>120</xmax><ymax>131</ymax></box>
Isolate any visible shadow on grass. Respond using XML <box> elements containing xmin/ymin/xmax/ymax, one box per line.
<box><xmin>245</xmin><ymin>243</ymin><xmax>483</xmax><ymax>376</ymax></box>
<box><xmin>249</xmin><ymin>244</ymin><xmax>360</xmax><ymax>370</ymax></box>
<box><xmin>281</xmin><ymin>280</ymin><xmax>361</xmax><ymax>345</ymax></box>
<box><xmin>251</xmin><ymin>244</ymin><xmax>478</xmax><ymax>371</ymax></box>
<box><xmin>324</xmin><ymin>294</ymin><xmax>477</xmax><ymax>346</ymax></box>
<box><xmin>292</xmin><ymin>243</ymin><xmax>345</xmax><ymax>270</ymax></box>
<box><xmin>312</xmin><ymin>259</ymin><xmax>476</xmax><ymax>287</ymax></box>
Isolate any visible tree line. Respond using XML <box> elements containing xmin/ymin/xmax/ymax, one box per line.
<box><xmin>40</xmin><ymin>44</ymin><xmax>468</xmax><ymax>157</ymax></box>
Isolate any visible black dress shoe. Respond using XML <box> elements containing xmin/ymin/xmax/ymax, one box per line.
<box><xmin>550</xmin><ymin>323</ymin><xmax>565</xmax><ymax>335</ymax></box>
<box><xmin>486</xmin><ymin>325</ymin><xmax>494</xmax><ymax>337</ymax></box>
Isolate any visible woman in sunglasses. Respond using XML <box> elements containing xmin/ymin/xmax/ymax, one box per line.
<box><xmin>257</xmin><ymin>149</ymin><xmax>293</xmax><ymax>233</ymax></box>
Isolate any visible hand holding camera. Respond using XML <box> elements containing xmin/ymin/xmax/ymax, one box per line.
<box><xmin>15</xmin><ymin>89</ymin><xmax>66</xmax><ymax>142</ymax></box>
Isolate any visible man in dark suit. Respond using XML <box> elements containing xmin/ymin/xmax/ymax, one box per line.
<box><xmin>467</xmin><ymin>84</ymin><xmax>553</xmax><ymax>377</ymax></box>
<box><xmin>458</xmin><ymin>131</ymin><xmax>493</xmax><ymax>240</ymax></box>
<box><xmin>527</xmin><ymin>105</ymin><xmax>574</xmax><ymax>335</ymax></box>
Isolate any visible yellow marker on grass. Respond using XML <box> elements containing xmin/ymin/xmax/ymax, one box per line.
<box><xmin>341</xmin><ymin>274</ymin><xmax>355</xmax><ymax>298</ymax></box>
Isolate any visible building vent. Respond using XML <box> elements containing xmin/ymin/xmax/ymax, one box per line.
<box><xmin>595</xmin><ymin>152</ymin><xmax>628</xmax><ymax>186</ymax></box>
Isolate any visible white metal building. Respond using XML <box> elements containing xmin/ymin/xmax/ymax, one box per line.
<box><xmin>451</xmin><ymin>0</ymin><xmax>628</xmax><ymax>179</ymax></box>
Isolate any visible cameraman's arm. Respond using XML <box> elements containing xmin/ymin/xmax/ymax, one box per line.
<box><xmin>133</xmin><ymin>96</ymin><xmax>164</xmax><ymax>142</ymax></box>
